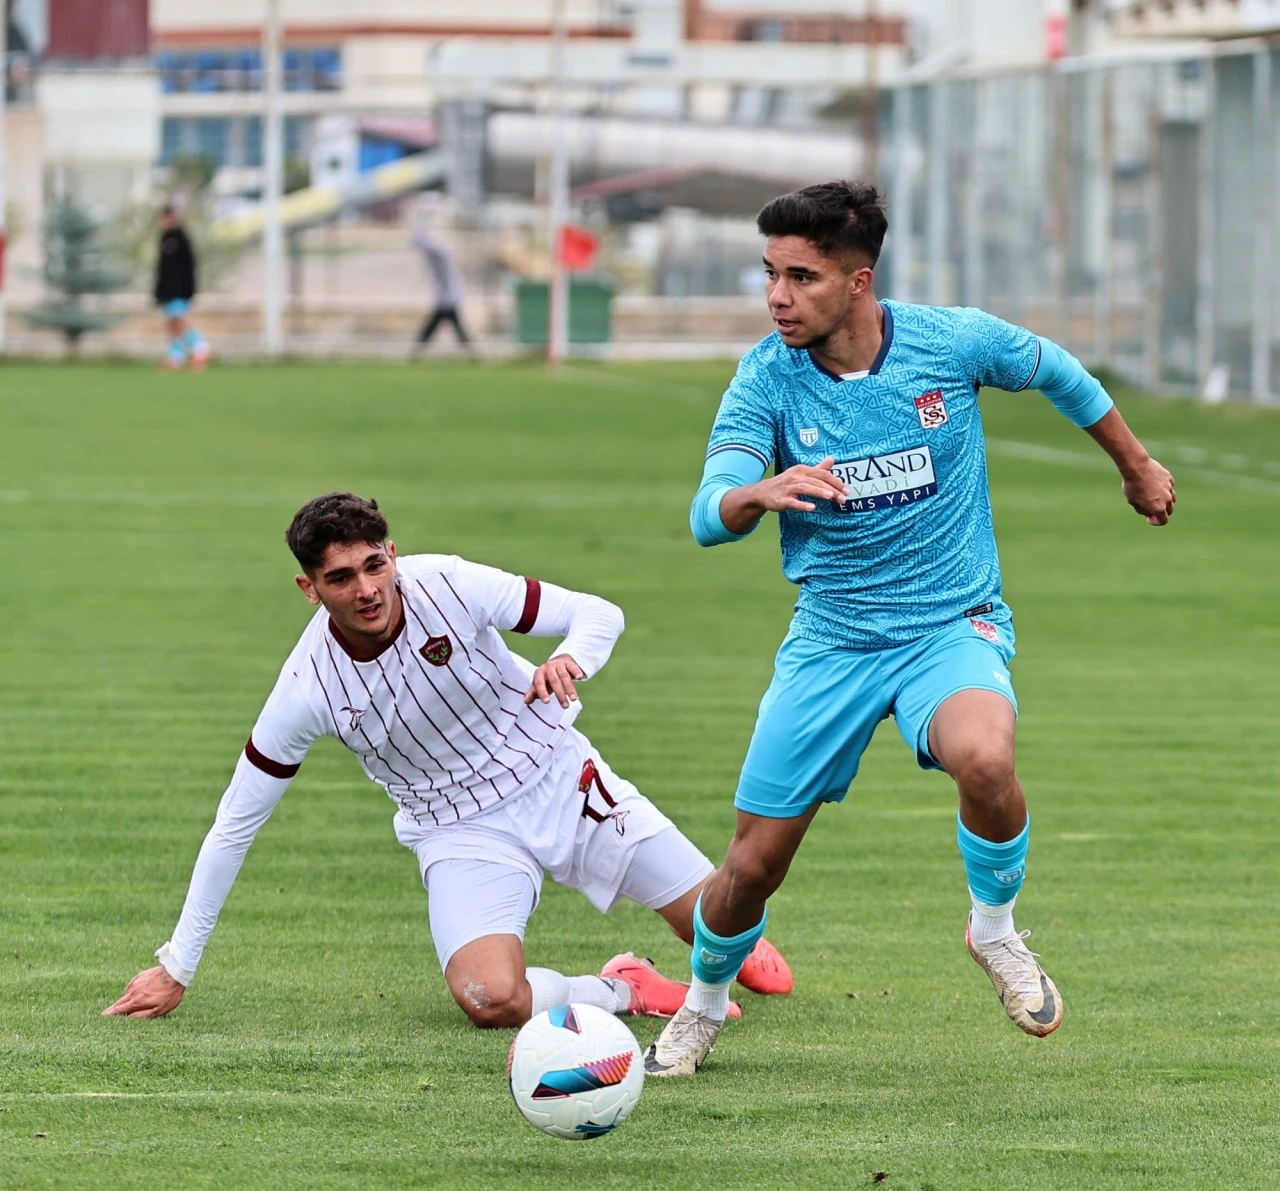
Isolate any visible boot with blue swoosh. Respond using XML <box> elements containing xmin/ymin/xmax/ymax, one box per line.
<box><xmin>966</xmin><ymin>917</ymin><xmax>1063</xmax><ymax>1037</ymax></box>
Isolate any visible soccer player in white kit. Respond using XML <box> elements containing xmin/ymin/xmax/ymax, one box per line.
<box><xmin>104</xmin><ymin>493</ymin><xmax>792</xmax><ymax>1027</ymax></box>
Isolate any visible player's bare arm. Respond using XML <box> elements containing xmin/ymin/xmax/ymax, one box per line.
<box><xmin>102</xmin><ymin>965</ymin><xmax>186</xmax><ymax>1018</ymax></box>
<box><xmin>1084</xmin><ymin>406</ymin><xmax>1177</xmax><ymax>526</ymax></box>
<box><xmin>719</xmin><ymin>456</ymin><xmax>849</xmax><ymax>535</ymax></box>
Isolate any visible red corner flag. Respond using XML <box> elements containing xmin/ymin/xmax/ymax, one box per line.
<box><xmin>557</xmin><ymin>225</ymin><xmax>600</xmax><ymax>272</ymax></box>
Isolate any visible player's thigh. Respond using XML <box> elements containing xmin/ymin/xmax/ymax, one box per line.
<box><xmin>426</xmin><ymin>857</ymin><xmax>537</xmax><ymax>981</ymax></box>
<box><xmin>614</xmin><ymin>825</ymin><xmax>715</xmax><ymax>941</ymax></box>
<box><xmin>565</xmin><ymin>749</ymin><xmax>710</xmax><ymax>916</ymax></box>
<box><xmin>735</xmin><ymin>633</ymin><xmax>890</xmax><ymax>818</ymax></box>
<box><xmin>892</xmin><ymin>619</ymin><xmax>1018</xmax><ymax>771</ymax></box>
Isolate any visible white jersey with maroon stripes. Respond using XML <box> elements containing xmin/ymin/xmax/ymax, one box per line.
<box><xmin>246</xmin><ymin>553</ymin><xmax>612</xmax><ymax>827</ymax></box>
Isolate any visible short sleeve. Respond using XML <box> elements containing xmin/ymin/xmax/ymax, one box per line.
<box><xmin>246</xmin><ymin>648</ymin><xmax>329</xmax><ymax>776</ymax></box>
<box><xmin>705</xmin><ymin>358</ymin><xmax>777</xmax><ymax>470</ymax></box>
<box><xmin>440</xmin><ymin>556</ymin><xmax>537</xmax><ymax>634</ymax></box>
<box><xmin>958</xmin><ymin>309</ymin><xmax>1043</xmax><ymax>393</ymax></box>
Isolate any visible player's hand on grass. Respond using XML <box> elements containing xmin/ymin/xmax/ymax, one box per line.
<box><xmin>1122</xmin><ymin>457</ymin><xmax>1176</xmax><ymax>526</ymax></box>
<box><xmin>102</xmin><ymin>966</ymin><xmax>186</xmax><ymax>1018</ymax></box>
<box><xmin>752</xmin><ymin>456</ymin><xmax>850</xmax><ymax>513</ymax></box>
<box><xmin>526</xmin><ymin>654</ymin><xmax>584</xmax><ymax>709</ymax></box>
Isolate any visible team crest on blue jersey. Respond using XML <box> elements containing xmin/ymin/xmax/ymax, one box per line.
<box><xmin>420</xmin><ymin>634</ymin><xmax>452</xmax><ymax>666</ymax></box>
<box><xmin>915</xmin><ymin>389</ymin><xmax>948</xmax><ymax>429</ymax></box>
<box><xmin>799</xmin><ymin>427</ymin><xmax>820</xmax><ymax>447</ymax></box>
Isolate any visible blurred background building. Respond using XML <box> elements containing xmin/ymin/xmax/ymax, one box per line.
<box><xmin>3</xmin><ymin>0</ymin><xmax>1280</xmax><ymax>401</ymax></box>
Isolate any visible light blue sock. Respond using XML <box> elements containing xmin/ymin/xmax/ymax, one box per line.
<box><xmin>690</xmin><ymin>894</ymin><xmax>767</xmax><ymax>986</ymax></box>
<box><xmin>184</xmin><ymin>326</ymin><xmax>208</xmax><ymax>354</ymax></box>
<box><xmin>957</xmin><ymin>814</ymin><xmax>1029</xmax><ymax>906</ymax></box>
<box><xmin>166</xmin><ymin>338</ymin><xmax>186</xmax><ymax>365</ymax></box>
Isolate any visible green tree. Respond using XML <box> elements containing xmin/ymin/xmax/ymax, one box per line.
<box><xmin>24</xmin><ymin>196</ymin><xmax>130</xmax><ymax>349</ymax></box>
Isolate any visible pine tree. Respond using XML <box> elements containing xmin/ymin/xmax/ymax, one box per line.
<box><xmin>24</xmin><ymin>196</ymin><xmax>130</xmax><ymax>349</ymax></box>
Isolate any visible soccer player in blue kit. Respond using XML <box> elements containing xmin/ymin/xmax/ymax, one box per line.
<box><xmin>645</xmin><ymin>181</ymin><xmax>1177</xmax><ymax>1077</ymax></box>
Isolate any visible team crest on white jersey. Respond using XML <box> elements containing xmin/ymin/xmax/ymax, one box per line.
<box><xmin>339</xmin><ymin>705</ymin><xmax>366</xmax><ymax>733</ymax></box>
<box><xmin>914</xmin><ymin>389</ymin><xmax>948</xmax><ymax>430</ymax></box>
<box><xmin>799</xmin><ymin>427</ymin><xmax>820</xmax><ymax>447</ymax></box>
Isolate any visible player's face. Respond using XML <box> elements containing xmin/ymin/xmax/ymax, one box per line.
<box><xmin>762</xmin><ymin>236</ymin><xmax>872</xmax><ymax>349</ymax></box>
<box><xmin>296</xmin><ymin>540</ymin><xmax>401</xmax><ymax>645</ymax></box>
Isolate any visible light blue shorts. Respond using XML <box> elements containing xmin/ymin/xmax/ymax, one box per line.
<box><xmin>161</xmin><ymin>299</ymin><xmax>191</xmax><ymax>318</ymax></box>
<box><xmin>734</xmin><ymin>617</ymin><xmax>1018</xmax><ymax>819</ymax></box>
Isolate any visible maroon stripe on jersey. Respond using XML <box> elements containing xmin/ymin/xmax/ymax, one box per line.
<box><xmin>513</xmin><ymin>578</ymin><xmax>541</xmax><ymax>634</ymax></box>
<box><xmin>417</xmin><ymin>579</ymin><xmax>473</xmax><ymax>661</ymax></box>
<box><xmin>310</xmin><ymin>655</ymin><xmax>437</xmax><ymax>827</ymax></box>
<box><xmin>405</xmin><ymin>645</ymin><xmax>523</xmax><ymax>784</ymax></box>
<box><xmin>322</xmin><ymin>639</ymin><xmax>435</xmax><ymax>797</ymax></box>
<box><xmin>376</xmin><ymin>648</ymin><xmax>483</xmax><ymax>814</ymax></box>
<box><xmin>244</xmin><ymin>737</ymin><xmax>300</xmax><ymax>779</ymax></box>
<box><xmin>346</xmin><ymin>650</ymin><xmax>460</xmax><ymax>820</ymax></box>
<box><xmin>403</xmin><ymin>598</ymin><xmax>508</xmax><ymax>738</ymax></box>
<box><xmin>524</xmin><ymin>701</ymin><xmax>558</xmax><ymax>729</ymax></box>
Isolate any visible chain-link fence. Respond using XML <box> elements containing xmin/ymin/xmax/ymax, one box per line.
<box><xmin>878</xmin><ymin>44</ymin><xmax>1279</xmax><ymax>403</ymax></box>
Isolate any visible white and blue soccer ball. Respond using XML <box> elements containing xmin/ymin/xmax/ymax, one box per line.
<box><xmin>507</xmin><ymin>1003</ymin><xmax>644</xmax><ymax>1140</ymax></box>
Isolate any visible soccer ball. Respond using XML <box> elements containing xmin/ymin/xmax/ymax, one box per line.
<box><xmin>507</xmin><ymin>1003</ymin><xmax>644</xmax><ymax>1140</ymax></box>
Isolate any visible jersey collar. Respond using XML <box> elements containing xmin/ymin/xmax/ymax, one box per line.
<box><xmin>805</xmin><ymin>301</ymin><xmax>894</xmax><ymax>382</ymax></box>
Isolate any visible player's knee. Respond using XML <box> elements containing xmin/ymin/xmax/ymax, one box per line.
<box><xmin>452</xmin><ymin>975</ymin><xmax>529</xmax><ymax>1029</ymax></box>
<box><xmin>722</xmin><ymin>844</ymin><xmax>791</xmax><ymax>904</ymax></box>
<box><xmin>950</xmin><ymin>742</ymin><xmax>1015</xmax><ymax>799</ymax></box>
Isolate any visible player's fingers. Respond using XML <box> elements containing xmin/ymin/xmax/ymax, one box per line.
<box><xmin>535</xmin><ymin>669</ymin><xmax>553</xmax><ymax>704</ymax></box>
<box><xmin>130</xmin><ymin>1003</ymin><xmax>173</xmax><ymax>1019</ymax></box>
<box><xmin>816</xmin><ymin>456</ymin><xmax>836</xmax><ymax>472</ymax></box>
<box><xmin>546</xmin><ymin>668</ymin><xmax>570</xmax><ymax>708</ymax></box>
<box><xmin>785</xmin><ymin>498</ymin><xmax>817</xmax><ymax>511</ymax></box>
<box><xmin>523</xmin><ymin>683</ymin><xmax>536</xmax><ymax>705</ymax></box>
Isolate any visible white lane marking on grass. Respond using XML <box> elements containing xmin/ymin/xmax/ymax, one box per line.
<box><xmin>556</xmin><ymin>367</ymin><xmax>716</xmax><ymax>400</ymax></box>
<box><xmin>0</xmin><ymin>489</ymin><xmax>677</xmax><ymax>511</ymax></box>
<box><xmin>987</xmin><ymin>438</ymin><xmax>1280</xmax><ymax>497</ymax></box>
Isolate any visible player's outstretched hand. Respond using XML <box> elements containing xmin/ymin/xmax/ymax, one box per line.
<box><xmin>102</xmin><ymin>966</ymin><xmax>186</xmax><ymax>1018</ymax></box>
<box><xmin>754</xmin><ymin>456</ymin><xmax>849</xmax><ymax>513</ymax></box>
<box><xmin>526</xmin><ymin>654</ymin><xmax>584</xmax><ymax>709</ymax></box>
<box><xmin>1122</xmin><ymin>457</ymin><xmax>1176</xmax><ymax>526</ymax></box>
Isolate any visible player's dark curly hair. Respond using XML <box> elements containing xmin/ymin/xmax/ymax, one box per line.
<box><xmin>756</xmin><ymin>181</ymin><xmax>889</xmax><ymax>267</ymax></box>
<box><xmin>286</xmin><ymin>492</ymin><xmax>389</xmax><ymax>571</ymax></box>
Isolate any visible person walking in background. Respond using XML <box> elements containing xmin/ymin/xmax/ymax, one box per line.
<box><xmin>154</xmin><ymin>205</ymin><xmax>211</xmax><ymax>372</ymax></box>
<box><xmin>412</xmin><ymin>225</ymin><xmax>472</xmax><ymax>353</ymax></box>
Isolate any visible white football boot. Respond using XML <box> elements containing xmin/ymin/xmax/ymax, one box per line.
<box><xmin>643</xmin><ymin>1005</ymin><xmax>725</xmax><ymax>1077</ymax></box>
<box><xmin>966</xmin><ymin>917</ymin><xmax>1063</xmax><ymax>1037</ymax></box>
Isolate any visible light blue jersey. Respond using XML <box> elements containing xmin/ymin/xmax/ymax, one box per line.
<box><xmin>694</xmin><ymin>301</ymin><xmax>1113</xmax><ymax>651</ymax></box>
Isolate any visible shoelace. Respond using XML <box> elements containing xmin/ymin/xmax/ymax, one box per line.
<box><xmin>659</xmin><ymin>1008</ymin><xmax>719</xmax><ymax>1055</ymax></box>
<box><xmin>982</xmin><ymin>930</ymin><xmax>1044</xmax><ymax>1000</ymax></box>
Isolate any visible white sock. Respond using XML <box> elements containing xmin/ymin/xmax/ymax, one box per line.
<box><xmin>969</xmin><ymin>892</ymin><xmax>1017</xmax><ymax>945</ymax></box>
<box><xmin>526</xmin><ymin>968</ymin><xmax>630</xmax><ymax>1017</ymax></box>
<box><xmin>568</xmin><ymin>975</ymin><xmax>631</xmax><ymax>1015</ymax></box>
<box><xmin>526</xmin><ymin>967</ymin><xmax>571</xmax><ymax>1017</ymax></box>
<box><xmin>684</xmin><ymin>975</ymin><xmax>732</xmax><ymax>1021</ymax></box>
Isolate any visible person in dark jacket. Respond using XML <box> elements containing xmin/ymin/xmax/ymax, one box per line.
<box><xmin>154</xmin><ymin>206</ymin><xmax>211</xmax><ymax>370</ymax></box>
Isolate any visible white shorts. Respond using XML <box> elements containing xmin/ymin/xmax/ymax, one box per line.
<box><xmin>392</xmin><ymin>727</ymin><xmax>713</xmax><ymax>970</ymax></box>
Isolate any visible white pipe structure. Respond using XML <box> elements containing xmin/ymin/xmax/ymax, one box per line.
<box><xmin>0</xmin><ymin>13</ymin><xmax>8</xmax><ymax>357</ymax></box>
<box><xmin>262</xmin><ymin>0</ymin><xmax>284</xmax><ymax>358</ymax></box>
<box><xmin>546</xmin><ymin>0</ymin><xmax>569</xmax><ymax>368</ymax></box>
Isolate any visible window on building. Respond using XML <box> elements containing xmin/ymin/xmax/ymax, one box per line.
<box><xmin>154</xmin><ymin>47</ymin><xmax>340</xmax><ymax>93</ymax></box>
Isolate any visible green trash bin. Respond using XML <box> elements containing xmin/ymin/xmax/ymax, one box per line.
<box><xmin>514</xmin><ymin>278</ymin><xmax>613</xmax><ymax>346</ymax></box>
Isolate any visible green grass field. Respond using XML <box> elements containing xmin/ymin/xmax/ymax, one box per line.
<box><xmin>2</xmin><ymin>360</ymin><xmax>1279</xmax><ymax>1190</ymax></box>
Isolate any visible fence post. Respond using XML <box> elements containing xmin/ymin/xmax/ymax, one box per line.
<box><xmin>890</xmin><ymin>83</ymin><xmax>913</xmax><ymax>303</ymax></box>
<box><xmin>1195</xmin><ymin>58</ymin><xmax>1217</xmax><ymax>394</ymax></box>
<box><xmin>1252</xmin><ymin>50</ymin><xmax>1272</xmax><ymax>403</ymax></box>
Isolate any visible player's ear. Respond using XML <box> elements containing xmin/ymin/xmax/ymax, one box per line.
<box><xmin>295</xmin><ymin>573</ymin><xmax>321</xmax><ymax>605</ymax></box>
<box><xmin>385</xmin><ymin>540</ymin><xmax>397</xmax><ymax>562</ymax></box>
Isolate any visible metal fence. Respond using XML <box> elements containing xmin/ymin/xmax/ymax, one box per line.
<box><xmin>878</xmin><ymin>43</ymin><xmax>1279</xmax><ymax>403</ymax></box>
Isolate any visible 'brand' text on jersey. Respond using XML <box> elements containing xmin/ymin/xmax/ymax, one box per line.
<box><xmin>830</xmin><ymin>445</ymin><xmax>938</xmax><ymax>513</ymax></box>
